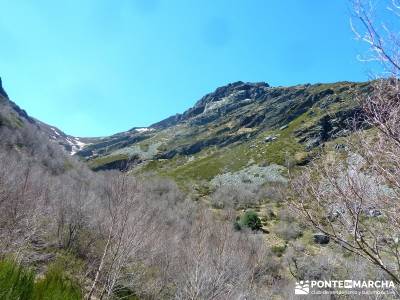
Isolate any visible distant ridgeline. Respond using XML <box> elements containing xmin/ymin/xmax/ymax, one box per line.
<box><xmin>0</xmin><ymin>77</ymin><xmax>371</xmax><ymax>181</ymax></box>
<box><xmin>74</xmin><ymin>81</ymin><xmax>370</xmax><ymax>179</ymax></box>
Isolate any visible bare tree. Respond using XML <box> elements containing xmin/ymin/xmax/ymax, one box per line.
<box><xmin>171</xmin><ymin>209</ymin><xmax>269</xmax><ymax>300</ymax></box>
<box><xmin>0</xmin><ymin>152</ymin><xmax>47</xmax><ymax>258</ymax></box>
<box><xmin>290</xmin><ymin>0</ymin><xmax>400</xmax><ymax>285</ymax></box>
<box><xmin>87</xmin><ymin>173</ymin><xmax>158</xmax><ymax>300</ymax></box>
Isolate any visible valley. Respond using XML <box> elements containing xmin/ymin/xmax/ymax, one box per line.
<box><xmin>1</xmin><ymin>76</ymin><xmax>393</xmax><ymax>299</ymax></box>
<box><xmin>2</xmin><ymin>1</ymin><xmax>400</xmax><ymax>298</ymax></box>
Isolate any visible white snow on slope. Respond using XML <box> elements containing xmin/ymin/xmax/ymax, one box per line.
<box><xmin>66</xmin><ymin>137</ymin><xmax>88</xmax><ymax>155</ymax></box>
<box><xmin>50</xmin><ymin>127</ymin><xmax>61</xmax><ymax>137</ymax></box>
<box><xmin>135</xmin><ymin>128</ymin><xmax>153</xmax><ymax>133</ymax></box>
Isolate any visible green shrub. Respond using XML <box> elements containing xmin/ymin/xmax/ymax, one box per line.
<box><xmin>0</xmin><ymin>259</ymin><xmax>82</xmax><ymax>300</ymax></box>
<box><xmin>33</xmin><ymin>264</ymin><xmax>82</xmax><ymax>300</ymax></box>
<box><xmin>0</xmin><ymin>259</ymin><xmax>35</xmax><ymax>300</ymax></box>
<box><xmin>233</xmin><ymin>221</ymin><xmax>242</xmax><ymax>231</ymax></box>
<box><xmin>112</xmin><ymin>285</ymin><xmax>140</xmax><ymax>300</ymax></box>
<box><xmin>271</xmin><ymin>244</ymin><xmax>286</xmax><ymax>257</ymax></box>
<box><xmin>237</xmin><ymin>210</ymin><xmax>262</xmax><ymax>231</ymax></box>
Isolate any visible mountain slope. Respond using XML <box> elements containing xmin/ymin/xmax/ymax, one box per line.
<box><xmin>33</xmin><ymin>119</ymin><xmax>93</xmax><ymax>155</ymax></box>
<box><xmin>77</xmin><ymin>81</ymin><xmax>370</xmax><ymax>182</ymax></box>
<box><xmin>1</xmin><ymin>77</ymin><xmax>370</xmax><ymax>183</ymax></box>
<box><xmin>0</xmin><ymin>77</ymin><xmax>92</xmax><ymax>155</ymax></box>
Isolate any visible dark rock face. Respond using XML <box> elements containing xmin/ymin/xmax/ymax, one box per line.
<box><xmin>238</xmin><ymin>114</ymin><xmax>265</xmax><ymax>128</ymax></box>
<box><xmin>295</xmin><ymin>107</ymin><xmax>365</xmax><ymax>150</ymax></box>
<box><xmin>92</xmin><ymin>158</ymin><xmax>129</xmax><ymax>172</ymax></box>
<box><xmin>313</xmin><ymin>233</ymin><xmax>330</xmax><ymax>245</ymax></box>
<box><xmin>76</xmin><ymin>133</ymin><xmax>150</xmax><ymax>157</ymax></box>
<box><xmin>8</xmin><ymin>100</ymin><xmax>35</xmax><ymax>123</ymax></box>
<box><xmin>157</xmin><ymin>132</ymin><xmax>252</xmax><ymax>159</ymax></box>
<box><xmin>92</xmin><ymin>155</ymin><xmax>141</xmax><ymax>172</ymax></box>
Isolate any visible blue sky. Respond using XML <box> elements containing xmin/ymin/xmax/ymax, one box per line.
<box><xmin>0</xmin><ymin>0</ymin><xmax>376</xmax><ymax>136</ymax></box>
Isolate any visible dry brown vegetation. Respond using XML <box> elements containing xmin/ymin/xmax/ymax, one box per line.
<box><xmin>0</xmin><ymin>101</ymin><xmax>281</xmax><ymax>299</ymax></box>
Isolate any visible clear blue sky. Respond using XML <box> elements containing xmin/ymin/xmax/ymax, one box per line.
<box><xmin>0</xmin><ymin>0</ymin><xmax>375</xmax><ymax>137</ymax></box>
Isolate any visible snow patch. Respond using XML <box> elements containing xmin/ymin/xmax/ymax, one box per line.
<box><xmin>66</xmin><ymin>137</ymin><xmax>88</xmax><ymax>155</ymax></box>
<box><xmin>50</xmin><ymin>127</ymin><xmax>61</xmax><ymax>137</ymax></box>
<box><xmin>135</xmin><ymin>128</ymin><xmax>152</xmax><ymax>133</ymax></box>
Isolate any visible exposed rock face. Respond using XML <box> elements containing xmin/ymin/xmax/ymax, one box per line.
<box><xmin>151</xmin><ymin>81</ymin><xmax>270</xmax><ymax>129</ymax></box>
<box><xmin>294</xmin><ymin>108</ymin><xmax>366</xmax><ymax>150</ymax></box>
<box><xmin>185</xmin><ymin>81</ymin><xmax>270</xmax><ymax>119</ymax></box>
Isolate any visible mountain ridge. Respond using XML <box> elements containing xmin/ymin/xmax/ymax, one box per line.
<box><xmin>74</xmin><ymin>80</ymin><xmax>370</xmax><ymax>178</ymax></box>
<box><xmin>0</xmin><ymin>78</ymin><xmax>370</xmax><ymax>179</ymax></box>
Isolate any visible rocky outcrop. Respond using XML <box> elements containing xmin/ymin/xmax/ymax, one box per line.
<box><xmin>295</xmin><ymin>107</ymin><xmax>365</xmax><ymax>150</ymax></box>
<box><xmin>0</xmin><ymin>77</ymin><xmax>9</xmax><ymax>99</ymax></box>
<box><xmin>151</xmin><ymin>81</ymin><xmax>270</xmax><ymax>129</ymax></box>
<box><xmin>313</xmin><ymin>232</ymin><xmax>330</xmax><ymax>245</ymax></box>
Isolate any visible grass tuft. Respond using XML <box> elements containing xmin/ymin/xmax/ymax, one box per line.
<box><xmin>0</xmin><ymin>259</ymin><xmax>82</xmax><ymax>300</ymax></box>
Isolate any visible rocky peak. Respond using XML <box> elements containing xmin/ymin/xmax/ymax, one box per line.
<box><xmin>0</xmin><ymin>77</ymin><xmax>9</xmax><ymax>99</ymax></box>
<box><xmin>179</xmin><ymin>81</ymin><xmax>271</xmax><ymax>124</ymax></box>
<box><xmin>0</xmin><ymin>78</ymin><xmax>31</xmax><ymax>122</ymax></box>
<box><xmin>195</xmin><ymin>81</ymin><xmax>270</xmax><ymax>107</ymax></box>
<box><xmin>150</xmin><ymin>81</ymin><xmax>270</xmax><ymax>129</ymax></box>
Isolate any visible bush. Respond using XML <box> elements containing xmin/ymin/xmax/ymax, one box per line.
<box><xmin>237</xmin><ymin>210</ymin><xmax>262</xmax><ymax>231</ymax></box>
<box><xmin>271</xmin><ymin>244</ymin><xmax>286</xmax><ymax>257</ymax></box>
<box><xmin>112</xmin><ymin>285</ymin><xmax>140</xmax><ymax>300</ymax></box>
<box><xmin>210</xmin><ymin>184</ymin><xmax>262</xmax><ymax>209</ymax></box>
<box><xmin>0</xmin><ymin>259</ymin><xmax>82</xmax><ymax>300</ymax></box>
<box><xmin>0</xmin><ymin>259</ymin><xmax>34</xmax><ymax>300</ymax></box>
<box><xmin>273</xmin><ymin>222</ymin><xmax>303</xmax><ymax>241</ymax></box>
<box><xmin>33</xmin><ymin>264</ymin><xmax>82</xmax><ymax>300</ymax></box>
<box><xmin>233</xmin><ymin>221</ymin><xmax>242</xmax><ymax>231</ymax></box>
<box><xmin>211</xmin><ymin>199</ymin><xmax>225</xmax><ymax>209</ymax></box>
